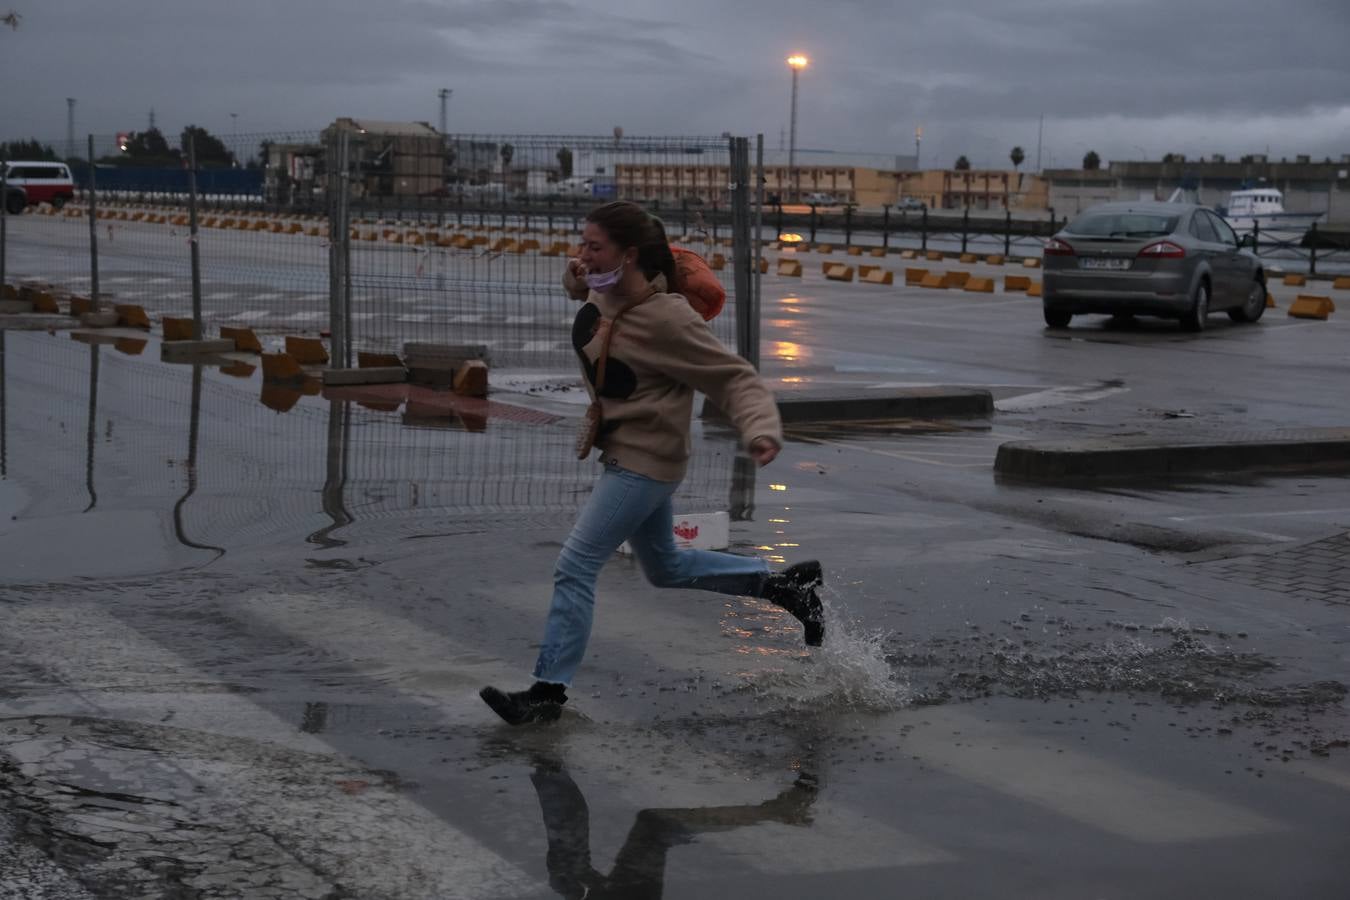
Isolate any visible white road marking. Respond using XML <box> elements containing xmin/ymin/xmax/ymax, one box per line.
<box><xmin>280</xmin><ymin>312</ymin><xmax>325</xmax><ymax>322</ymax></box>
<box><xmin>504</xmin><ymin>315</ymin><xmax>535</xmax><ymax>324</ymax></box>
<box><xmin>995</xmin><ymin>383</ymin><xmax>1132</xmax><ymax>412</ymax></box>
<box><xmin>224</xmin><ymin>310</ymin><xmax>271</xmax><ymax>321</ymax></box>
<box><xmin>523</xmin><ymin>340</ymin><xmax>567</xmax><ymax>352</ymax></box>
<box><xmin>397</xmin><ymin>314</ymin><xmax>431</xmax><ymax>323</ymax></box>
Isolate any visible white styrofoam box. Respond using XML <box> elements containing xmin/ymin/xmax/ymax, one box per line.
<box><xmin>618</xmin><ymin>510</ymin><xmax>730</xmax><ymax>555</ymax></box>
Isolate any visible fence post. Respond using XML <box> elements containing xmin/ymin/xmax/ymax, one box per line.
<box><xmin>729</xmin><ymin>137</ymin><xmax>757</xmax><ymax>369</ymax></box>
<box><xmin>186</xmin><ymin>136</ymin><xmax>203</xmax><ymax>339</ymax></box>
<box><xmin>809</xmin><ymin>204</ymin><xmax>817</xmax><ymax>244</ymax></box>
<box><xmin>0</xmin><ymin>155</ymin><xmax>7</xmax><ymax>295</ymax></box>
<box><xmin>961</xmin><ymin>208</ymin><xmax>969</xmax><ymax>254</ymax></box>
<box><xmin>1308</xmin><ymin>222</ymin><xmax>1318</xmax><ymax>276</ymax></box>
<box><xmin>327</xmin><ymin>130</ymin><xmax>352</xmax><ymax>370</ymax></box>
<box><xmin>752</xmin><ymin>134</ymin><xmax>764</xmax><ymax>366</ymax></box>
<box><xmin>1004</xmin><ymin>209</ymin><xmax>1012</xmax><ymax>256</ymax></box>
<box><xmin>87</xmin><ymin>136</ymin><xmax>101</xmax><ymax>308</ymax></box>
<box><xmin>882</xmin><ymin>204</ymin><xmax>890</xmax><ymax>251</ymax></box>
<box><xmin>1251</xmin><ymin>219</ymin><xmax>1260</xmax><ymax>255</ymax></box>
<box><xmin>844</xmin><ymin>204</ymin><xmax>853</xmax><ymax>247</ymax></box>
<box><xmin>921</xmin><ymin>206</ymin><xmax>928</xmax><ymax>252</ymax></box>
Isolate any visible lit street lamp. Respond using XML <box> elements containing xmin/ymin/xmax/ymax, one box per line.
<box><xmin>787</xmin><ymin>54</ymin><xmax>808</xmax><ymax>203</ymax></box>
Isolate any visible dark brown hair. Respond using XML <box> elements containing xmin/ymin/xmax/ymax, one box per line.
<box><xmin>585</xmin><ymin>200</ymin><xmax>676</xmax><ymax>287</ymax></box>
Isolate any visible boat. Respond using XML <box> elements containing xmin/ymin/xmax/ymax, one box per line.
<box><xmin>1218</xmin><ymin>188</ymin><xmax>1323</xmax><ymax>242</ymax></box>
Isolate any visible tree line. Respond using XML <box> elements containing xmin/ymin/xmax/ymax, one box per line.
<box><xmin>1</xmin><ymin>126</ymin><xmax>255</xmax><ymax>168</ymax></box>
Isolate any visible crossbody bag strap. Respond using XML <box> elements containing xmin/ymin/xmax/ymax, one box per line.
<box><xmin>592</xmin><ymin>286</ymin><xmax>656</xmax><ymax>396</ymax></box>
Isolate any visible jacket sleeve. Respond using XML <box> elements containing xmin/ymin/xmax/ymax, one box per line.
<box><xmin>648</xmin><ymin>301</ymin><xmax>783</xmax><ymax>449</ymax></box>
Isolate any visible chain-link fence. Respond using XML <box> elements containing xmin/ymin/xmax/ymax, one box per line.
<box><xmin>1</xmin><ymin>129</ymin><xmax>761</xmax><ymax>371</ymax></box>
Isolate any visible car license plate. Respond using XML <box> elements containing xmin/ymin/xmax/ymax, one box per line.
<box><xmin>1080</xmin><ymin>257</ymin><xmax>1132</xmax><ymax>270</ymax></box>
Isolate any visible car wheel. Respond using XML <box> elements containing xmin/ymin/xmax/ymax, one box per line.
<box><xmin>1227</xmin><ymin>278</ymin><xmax>1266</xmax><ymax>323</ymax></box>
<box><xmin>4</xmin><ymin>192</ymin><xmax>23</xmax><ymax>215</ymax></box>
<box><xmin>1043</xmin><ymin>308</ymin><xmax>1072</xmax><ymax>328</ymax></box>
<box><xmin>1180</xmin><ymin>280</ymin><xmax>1210</xmax><ymax>333</ymax></box>
<box><xmin>50</xmin><ymin>195</ymin><xmax>66</xmax><ymax>210</ymax></box>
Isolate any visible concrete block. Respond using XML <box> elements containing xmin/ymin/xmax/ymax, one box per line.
<box><xmin>919</xmin><ymin>272</ymin><xmax>947</xmax><ymax>289</ymax></box>
<box><xmin>1288</xmin><ymin>295</ymin><xmax>1333</xmax><ymax>319</ymax></box>
<box><xmin>758</xmin><ymin>257</ymin><xmax>769</xmax><ymax>274</ymax></box>
<box><xmin>161</xmin><ymin>339</ymin><xmax>235</xmax><ymax>362</ymax></box>
<box><xmin>1283</xmin><ymin>273</ymin><xmax>1307</xmax><ymax>287</ymax></box>
<box><xmin>261</xmin><ymin>352</ymin><xmax>306</xmax><ymax>382</ymax></box>
<box><xmin>323</xmin><ymin>366</ymin><xmax>407</xmax><ymax>386</ymax></box>
<box><xmin>33</xmin><ymin>291</ymin><xmax>60</xmax><ymax>314</ymax></box>
<box><xmin>162</xmin><ymin>317</ymin><xmax>198</xmax><ymax>341</ymax></box>
<box><xmin>285</xmin><ymin>336</ymin><xmax>330</xmax><ymax>365</ymax></box>
<box><xmin>2</xmin><ymin>284</ymin><xmax>17</xmax><ymax>300</ymax></box>
<box><xmin>453</xmin><ymin>359</ymin><xmax>489</xmax><ymax>398</ymax></box>
<box><xmin>825</xmin><ymin>264</ymin><xmax>855</xmax><ymax>282</ymax></box>
<box><xmin>67</xmin><ymin>296</ymin><xmax>95</xmax><ymax>317</ymax></box>
<box><xmin>1023</xmin><ymin>257</ymin><xmax>1043</xmax><ymax>268</ymax></box>
<box><xmin>816</xmin><ymin>244</ymin><xmax>834</xmax><ymax>254</ymax></box>
<box><xmin>959</xmin><ymin>253</ymin><xmax>978</xmax><ymax>264</ymax></box>
<box><xmin>79</xmin><ymin>310</ymin><xmax>118</xmax><ymax>328</ymax></box>
<box><xmin>986</xmin><ymin>255</ymin><xmax>1005</xmax><ymax>265</ymax></box>
<box><xmin>870</xmin><ymin>247</ymin><xmax>888</xmax><ymax>258</ymax></box>
<box><xmin>1266</xmin><ymin>291</ymin><xmax>1277</xmax><ymax>308</ymax></box>
<box><xmin>905</xmin><ymin>267</ymin><xmax>929</xmax><ymax>285</ymax></box>
<box><xmin>900</xmin><ymin>250</ymin><xmax>917</xmax><ymax>259</ymax></box>
<box><xmin>1005</xmin><ymin>275</ymin><xmax>1032</xmax><ymax>292</ymax></box>
<box><xmin>964</xmin><ymin>277</ymin><xmax>995</xmax><ymax>293</ymax></box>
<box><xmin>858</xmin><ymin>265</ymin><xmax>878</xmax><ymax>278</ymax></box>
<box><xmin>219</xmin><ymin>361</ymin><xmax>257</xmax><ymax>378</ymax></box>
<box><xmin>926</xmin><ymin>250</ymin><xmax>943</xmax><ymax>261</ymax></box>
<box><xmin>1333</xmin><ymin>276</ymin><xmax>1350</xmax><ymax>290</ymax></box>
<box><xmin>777</xmin><ymin>259</ymin><xmax>803</xmax><ymax>277</ymax></box>
<box><xmin>710</xmin><ymin>254</ymin><xmax>727</xmax><ymax>270</ymax></box>
<box><xmin>220</xmin><ymin>326</ymin><xmax>263</xmax><ymax>353</ymax></box>
<box><xmin>861</xmin><ymin>268</ymin><xmax>894</xmax><ymax>285</ymax></box>
<box><xmin>114</xmin><ymin>337</ymin><xmax>147</xmax><ymax>355</ymax></box>
<box><xmin>847</xmin><ymin>246</ymin><xmax>863</xmax><ymax>256</ymax></box>
<box><xmin>114</xmin><ymin>304</ymin><xmax>151</xmax><ymax>329</ymax></box>
<box><xmin>1027</xmin><ymin>281</ymin><xmax>1044</xmax><ymax>298</ymax></box>
<box><xmin>942</xmin><ymin>271</ymin><xmax>971</xmax><ymax>288</ymax></box>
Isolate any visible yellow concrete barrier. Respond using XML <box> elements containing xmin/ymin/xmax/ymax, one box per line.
<box><xmin>861</xmin><ymin>268</ymin><xmax>894</xmax><ymax>285</ymax></box>
<box><xmin>904</xmin><ymin>267</ymin><xmax>929</xmax><ymax>285</ymax></box>
<box><xmin>162</xmin><ymin>317</ymin><xmax>197</xmax><ymax>341</ymax></box>
<box><xmin>825</xmin><ymin>264</ymin><xmax>855</xmax><ymax>282</ymax></box>
<box><xmin>68</xmin><ymin>296</ymin><xmax>94</xmax><ymax>317</ymax></box>
<box><xmin>1027</xmin><ymin>281</ymin><xmax>1044</xmax><ymax>297</ymax></box>
<box><xmin>919</xmin><ymin>272</ymin><xmax>947</xmax><ymax>289</ymax></box>
<box><xmin>985</xmin><ymin>254</ymin><xmax>1005</xmax><ymax>265</ymax></box>
<box><xmin>1005</xmin><ymin>274</ymin><xmax>1032</xmax><ymax>292</ymax></box>
<box><xmin>942</xmin><ymin>271</ymin><xmax>971</xmax><ymax>288</ymax></box>
<box><xmin>959</xmin><ymin>253</ymin><xmax>978</xmax><ymax>264</ymax></box>
<box><xmin>1023</xmin><ymin>257</ymin><xmax>1042</xmax><ymax>268</ymax></box>
<box><xmin>520</xmin><ymin>238</ymin><xmax>541</xmax><ymax>251</ymax></box>
<box><xmin>816</xmin><ymin>244</ymin><xmax>834</xmax><ymax>254</ymax></box>
<box><xmin>1266</xmin><ymin>291</ymin><xmax>1277</xmax><ymax>308</ymax></box>
<box><xmin>260</xmin><ymin>353</ymin><xmax>305</xmax><ymax>382</ymax></box>
<box><xmin>285</xmin><ymin>336</ymin><xmax>330</xmax><ymax>365</ymax></box>
<box><xmin>870</xmin><ymin>247</ymin><xmax>888</xmax><ymax>258</ymax></box>
<box><xmin>964</xmin><ymin>277</ymin><xmax>995</xmax><ymax>293</ymax></box>
<box><xmin>32</xmin><ymin>290</ymin><xmax>60</xmax><ymax>314</ymax></box>
<box><xmin>220</xmin><ymin>326</ymin><xmax>264</xmax><ymax>353</ymax></box>
<box><xmin>710</xmin><ymin>254</ymin><xmax>727</xmax><ymax>270</ymax></box>
<box><xmin>1333</xmin><ymin>276</ymin><xmax>1350</xmax><ymax>290</ymax></box>
<box><xmin>925</xmin><ymin>250</ymin><xmax>943</xmax><ymax>261</ymax></box>
<box><xmin>1288</xmin><ymin>295</ymin><xmax>1334</xmax><ymax>319</ymax></box>
<box><xmin>114</xmin><ymin>304</ymin><xmax>151</xmax><ymax>329</ymax></box>
<box><xmin>759</xmin><ymin>257</ymin><xmax>769</xmax><ymax>274</ymax></box>
<box><xmin>1282</xmin><ymin>273</ymin><xmax>1307</xmax><ymax>287</ymax></box>
<box><xmin>777</xmin><ymin>259</ymin><xmax>803</xmax><ymax>277</ymax></box>
<box><xmin>858</xmin><ymin>265</ymin><xmax>878</xmax><ymax>278</ymax></box>
<box><xmin>847</xmin><ymin>246</ymin><xmax>863</xmax><ymax>257</ymax></box>
<box><xmin>900</xmin><ymin>249</ymin><xmax>917</xmax><ymax>260</ymax></box>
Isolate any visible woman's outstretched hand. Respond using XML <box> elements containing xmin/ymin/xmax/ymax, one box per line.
<box><xmin>749</xmin><ymin>436</ymin><xmax>780</xmax><ymax>467</ymax></box>
<box><xmin>564</xmin><ymin>258</ymin><xmax>589</xmax><ymax>300</ymax></box>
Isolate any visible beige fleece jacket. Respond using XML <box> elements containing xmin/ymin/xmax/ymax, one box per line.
<box><xmin>571</xmin><ymin>276</ymin><xmax>782</xmax><ymax>482</ymax></box>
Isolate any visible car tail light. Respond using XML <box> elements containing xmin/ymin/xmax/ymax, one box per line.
<box><xmin>1043</xmin><ymin>238</ymin><xmax>1075</xmax><ymax>256</ymax></box>
<box><xmin>1138</xmin><ymin>240</ymin><xmax>1185</xmax><ymax>259</ymax></box>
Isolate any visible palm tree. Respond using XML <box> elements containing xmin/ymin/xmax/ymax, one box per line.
<box><xmin>954</xmin><ymin>155</ymin><xmax>971</xmax><ymax>171</ymax></box>
<box><xmin>1010</xmin><ymin>146</ymin><xmax>1025</xmax><ymax>172</ymax></box>
<box><xmin>1083</xmin><ymin>150</ymin><xmax>1101</xmax><ymax>170</ymax></box>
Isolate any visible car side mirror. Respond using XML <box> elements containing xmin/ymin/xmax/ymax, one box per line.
<box><xmin>1239</xmin><ymin>233</ymin><xmax>1255</xmax><ymax>249</ymax></box>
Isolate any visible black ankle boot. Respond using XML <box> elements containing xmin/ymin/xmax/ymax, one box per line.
<box><xmin>480</xmin><ymin>681</ymin><xmax>567</xmax><ymax>725</ymax></box>
<box><xmin>761</xmin><ymin>560</ymin><xmax>825</xmax><ymax>647</ymax></box>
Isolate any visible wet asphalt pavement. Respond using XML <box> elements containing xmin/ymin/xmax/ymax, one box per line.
<box><xmin>2</xmin><ymin>265</ymin><xmax>1350</xmax><ymax>898</ymax></box>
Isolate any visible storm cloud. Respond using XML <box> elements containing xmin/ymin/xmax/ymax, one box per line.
<box><xmin>5</xmin><ymin>0</ymin><xmax>1348</xmax><ymax>168</ymax></box>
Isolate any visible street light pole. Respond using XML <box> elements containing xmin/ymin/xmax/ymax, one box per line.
<box><xmin>786</xmin><ymin>55</ymin><xmax>808</xmax><ymax>204</ymax></box>
<box><xmin>438</xmin><ymin>88</ymin><xmax>452</xmax><ymax>136</ymax></box>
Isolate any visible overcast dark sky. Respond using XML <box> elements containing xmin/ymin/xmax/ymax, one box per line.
<box><xmin>6</xmin><ymin>0</ymin><xmax>1349</xmax><ymax>168</ymax></box>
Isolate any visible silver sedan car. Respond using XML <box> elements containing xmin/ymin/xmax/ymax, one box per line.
<box><xmin>1042</xmin><ymin>201</ymin><xmax>1268</xmax><ymax>332</ymax></box>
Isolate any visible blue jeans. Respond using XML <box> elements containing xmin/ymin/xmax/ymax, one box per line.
<box><xmin>533</xmin><ymin>461</ymin><xmax>770</xmax><ymax>686</ymax></box>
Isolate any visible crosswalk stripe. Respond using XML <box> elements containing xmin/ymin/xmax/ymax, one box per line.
<box><xmin>0</xmin><ymin>601</ymin><xmax>544</xmax><ymax>899</ymax></box>
<box><xmin>904</xmin><ymin>707</ymin><xmax>1280</xmax><ymax>842</ymax></box>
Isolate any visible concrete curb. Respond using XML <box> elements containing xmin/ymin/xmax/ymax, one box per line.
<box><xmin>774</xmin><ymin>387</ymin><xmax>994</xmax><ymax>424</ymax></box>
<box><xmin>994</xmin><ymin>428</ymin><xmax>1350</xmax><ymax>480</ymax></box>
<box><xmin>0</xmin><ymin>314</ymin><xmax>78</xmax><ymax>331</ymax></box>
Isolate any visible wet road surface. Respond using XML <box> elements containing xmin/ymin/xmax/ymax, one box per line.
<box><xmin>2</xmin><ymin>275</ymin><xmax>1349</xmax><ymax>896</ymax></box>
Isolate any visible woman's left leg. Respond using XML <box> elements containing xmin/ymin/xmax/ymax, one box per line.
<box><xmin>626</xmin><ymin>490</ymin><xmax>769</xmax><ymax>595</ymax></box>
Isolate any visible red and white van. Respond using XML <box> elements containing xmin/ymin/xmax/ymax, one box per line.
<box><xmin>2</xmin><ymin>161</ymin><xmax>76</xmax><ymax>211</ymax></box>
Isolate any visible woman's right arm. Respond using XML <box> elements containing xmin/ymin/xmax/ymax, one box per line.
<box><xmin>563</xmin><ymin>259</ymin><xmax>590</xmax><ymax>301</ymax></box>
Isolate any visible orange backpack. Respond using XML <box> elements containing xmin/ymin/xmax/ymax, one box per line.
<box><xmin>671</xmin><ymin>246</ymin><xmax>726</xmax><ymax>321</ymax></box>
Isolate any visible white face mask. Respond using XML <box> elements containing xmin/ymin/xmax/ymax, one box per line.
<box><xmin>584</xmin><ymin>262</ymin><xmax>624</xmax><ymax>293</ymax></box>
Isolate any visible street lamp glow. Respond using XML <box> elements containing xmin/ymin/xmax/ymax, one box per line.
<box><xmin>787</xmin><ymin>55</ymin><xmax>808</xmax><ymax>70</ymax></box>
